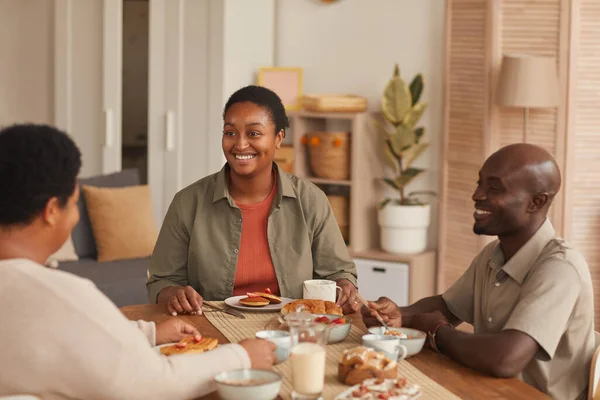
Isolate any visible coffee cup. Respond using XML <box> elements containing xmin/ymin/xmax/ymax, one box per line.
<box><xmin>302</xmin><ymin>279</ymin><xmax>342</xmax><ymax>302</ymax></box>
<box><xmin>255</xmin><ymin>330</ymin><xmax>291</xmax><ymax>364</ymax></box>
<box><xmin>362</xmin><ymin>334</ymin><xmax>408</xmax><ymax>361</ymax></box>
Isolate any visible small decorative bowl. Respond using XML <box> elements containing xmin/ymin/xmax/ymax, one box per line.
<box><xmin>313</xmin><ymin>314</ymin><xmax>352</xmax><ymax>344</ymax></box>
<box><xmin>367</xmin><ymin>326</ymin><xmax>426</xmax><ymax>358</ymax></box>
<box><xmin>214</xmin><ymin>369</ymin><xmax>282</xmax><ymax>400</ymax></box>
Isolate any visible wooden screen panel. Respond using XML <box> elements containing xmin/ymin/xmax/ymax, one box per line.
<box><xmin>499</xmin><ymin>0</ymin><xmax>560</xmax><ymax>153</ymax></box>
<box><xmin>569</xmin><ymin>0</ymin><xmax>600</xmax><ymax>328</ymax></box>
<box><xmin>440</xmin><ymin>0</ymin><xmax>488</xmax><ymax>291</ymax></box>
<box><xmin>499</xmin><ymin>0</ymin><xmax>562</xmax><ymax>225</ymax></box>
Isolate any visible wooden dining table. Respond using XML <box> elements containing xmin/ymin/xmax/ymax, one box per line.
<box><xmin>121</xmin><ymin>304</ymin><xmax>550</xmax><ymax>400</ymax></box>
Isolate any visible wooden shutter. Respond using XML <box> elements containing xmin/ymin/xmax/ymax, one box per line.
<box><xmin>440</xmin><ymin>0</ymin><xmax>488</xmax><ymax>290</ymax></box>
<box><xmin>566</xmin><ymin>0</ymin><xmax>600</xmax><ymax>327</ymax></box>
<box><xmin>499</xmin><ymin>0</ymin><xmax>562</xmax><ymax>225</ymax></box>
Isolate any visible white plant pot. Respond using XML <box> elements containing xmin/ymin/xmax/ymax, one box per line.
<box><xmin>378</xmin><ymin>203</ymin><xmax>431</xmax><ymax>254</ymax></box>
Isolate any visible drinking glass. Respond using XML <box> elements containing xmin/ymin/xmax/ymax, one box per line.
<box><xmin>287</xmin><ymin>311</ymin><xmax>329</xmax><ymax>400</ymax></box>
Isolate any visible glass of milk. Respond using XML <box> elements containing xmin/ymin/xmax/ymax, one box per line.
<box><xmin>288</xmin><ymin>311</ymin><xmax>329</xmax><ymax>400</ymax></box>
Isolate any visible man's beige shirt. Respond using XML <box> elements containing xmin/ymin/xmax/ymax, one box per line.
<box><xmin>147</xmin><ymin>164</ymin><xmax>357</xmax><ymax>302</ymax></box>
<box><xmin>443</xmin><ymin>219</ymin><xmax>594</xmax><ymax>400</ymax></box>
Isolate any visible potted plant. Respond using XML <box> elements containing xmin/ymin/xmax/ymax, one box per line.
<box><xmin>374</xmin><ymin>64</ymin><xmax>435</xmax><ymax>254</ymax></box>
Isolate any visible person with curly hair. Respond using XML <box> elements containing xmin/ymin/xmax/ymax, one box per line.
<box><xmin>0</xmin><ymin>124</ymin><xmax>276</xmax><ymax>399</ymax></box>
<box><xmin>148</xmin><ymin>85</ymin><xmax>359</xmax><ymax>315</ymax></box>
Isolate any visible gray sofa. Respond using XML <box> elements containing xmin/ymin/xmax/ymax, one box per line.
<box><xmin>58</xmin><ymin>169</ymin><xmax>150</xmax><ymax>307</ymax></box>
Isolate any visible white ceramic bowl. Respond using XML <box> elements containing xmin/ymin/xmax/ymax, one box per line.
<box><xmin>214</xmin><ymin>369</ymin><xmax>282</xmax><ymax>400</ymax></box>
<box><xmin>255</xmin><ymin>330</ymin><xmax>291</xmax><ymax>364</ymax></box>
<box><xmin>313</xmin><ymin>314</ymin><xmax>351</xmax><ymax>344</ymax></box>
<box><xmin>367</xmin><ymin>326</ymin><xmax>426</xmax><ymax>358</ymax></box>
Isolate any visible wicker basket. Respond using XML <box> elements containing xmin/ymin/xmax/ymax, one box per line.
<box><xmin>302</xmin><ymin>94</ymin><xmax>367</xmax><ymax>113</ymax></box>
<box><xmin>327</xmin><ymin>194</ymin><xmax>349</xmax><ymax>243</ymax></box>
<box><xmin>305</xmin><ymin>131</ymin><xmax>350</xmax><ymax>180</ymax></box>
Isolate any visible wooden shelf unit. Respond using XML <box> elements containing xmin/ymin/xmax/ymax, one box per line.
<box><xmin>289</xmin><ymin>110</ymin><xmax>384</xmax><ymax>253</ymax></box>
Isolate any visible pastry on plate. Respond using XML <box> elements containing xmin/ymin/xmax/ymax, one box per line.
<box><xmin>336</xmin><ymin>377</ymin><xmax>421</xmax><ymax>399</ymax></box>
<box><xmin>249</xmin><ymin>292</ymin><xmax>282</xmax><ymax>304</ymax></box>
<box><xmin>281</xmin><ymin>299</ymin><xmax>342</xmax><ymax>316</ymax></box>
<box><xmin>160</xmin><ymin>335</ymin><xmax>219</xmax><ymax>356</ymax></box>
<box><xmin>338</xmin><ymin>346</ymin><xmax>398</xmax><ymax>386</ymax></box>
<box><xmin>239</xmin><ymin>296</ymin><xmax>270</xmax><ymax>307</ymax></box>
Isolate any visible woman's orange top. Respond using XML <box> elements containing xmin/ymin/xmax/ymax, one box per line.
<box><xmin>232</xmin><ymin>178</ymin><xmax>280</xmax><ymax>296</ymax></box>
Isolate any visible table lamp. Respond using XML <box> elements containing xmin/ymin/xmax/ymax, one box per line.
<box><xmin>496</xmin><ymin>54</ymin><xmax>560</xmax><ymax>142</ymax></box>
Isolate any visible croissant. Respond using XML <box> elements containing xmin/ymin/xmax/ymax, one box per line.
<box><xmin>281</xmin><ymin>299</ymin><xmax>342</xmax><ymax>316</ymax></box>
<box><xmin>338</xmin><ymin>346</ymin><xmax>398</xmax><ymax>386</ymax></box>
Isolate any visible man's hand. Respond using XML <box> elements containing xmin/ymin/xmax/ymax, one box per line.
<box><xmin>158</xmin><ymin>285</ymin><xmax>203</xmax><ymax>316</ymax></box>
<box><xmin>239</xmin><ymin>339</ymin><xmax>277</xmax><ymax>370</ymax></box>
<box><xmin>155</xmin><ymin>318</ymin><xmax>201</xmax><ymax>345</ymax></box>
<box><xmin>409</xmin><ymin>311</ymin><xmax>449</xmax><ymax>338</ymax></box>
<box><xmin>336</xmin><ymin>279</ymin><xmax>358</xmax><ymax>314</ymax></box>
<box><xmin>361</xmin><ymin>296</ymin><xmax>402</xmax><ymax>327</ymax></box>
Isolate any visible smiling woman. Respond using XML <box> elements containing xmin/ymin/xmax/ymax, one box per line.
<box><xmin>147</xmin><ymin>85</ymin><xmax>359</xmax><ymax>315</ymax></box>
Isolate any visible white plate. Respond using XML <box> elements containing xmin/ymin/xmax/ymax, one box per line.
<box><xmin>224</xmin><ymin>295</ymin><xmax>294</xmax><ymax>312</ymax></box>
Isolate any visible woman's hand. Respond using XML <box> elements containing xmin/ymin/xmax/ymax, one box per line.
<box><xmin>336</xmin><ymin>279</ymin><xmax>359</xmax><ymax>314</ymax></box>
<box><xmin>238</xmin><ymin>339</ymin><xmax>277</xmax><ymax>370</ymax></box>
<box><xmin>158</xmin><ymin>285</ymin><xmax>204</xmax><ymax>316</ymax></box>
<box><xmin>361</xmin><ymin>296</ymin><xmax>403</xmax><ymax>327</ymax></box>
<box><xmin>155</xmin><ymin>318</ymin><xmax>201</xmax><ymax>345</ymax></box>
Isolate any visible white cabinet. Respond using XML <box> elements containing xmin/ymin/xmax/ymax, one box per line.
<box><xmin>352</xmin><ymin>250</ymin><xmax>437</xmax><ymax>306</ymax></box>
<box><xmin>354</xmin><ymin>258</ymin><xmax>409</xmax><ymax>306</ymax></box>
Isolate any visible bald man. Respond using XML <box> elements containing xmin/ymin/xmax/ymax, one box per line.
<box><xmin>363</xmin><ymin>144</ymin><xmax>594</xmax><ymax>400</ymax></box>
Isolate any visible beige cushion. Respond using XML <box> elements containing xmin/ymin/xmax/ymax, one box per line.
<box><xmin>82</xmin><ymin>184</ymin><xmax>158</xmax><ymax>262</ymax></box>
<box><xmin>46</xmin><ymin>237</ymin><xmax>78</xmax><ymax>268</ymax></box>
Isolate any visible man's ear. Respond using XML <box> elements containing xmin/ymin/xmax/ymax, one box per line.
<box><xmin>528</xmin><ymin>193</ymin><xmax>549</xmax><ymax>213</ymax></box>
<box><xmin>42</xmin><ymin>197</ymin><xmax>61</xmax><ymax>227</ymax></box>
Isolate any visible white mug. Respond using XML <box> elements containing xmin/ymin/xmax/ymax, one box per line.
<box><xmin>362</xmin><ymin>334</ymin><xmax>408</xmax><ymax>361</ymax></box>
<box><xmin>302</xmin><ymin>279</ymin><xmax>342</xmax><ymax>302</ymax></box>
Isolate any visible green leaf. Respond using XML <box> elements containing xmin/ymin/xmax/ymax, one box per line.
<box><xmin>394</xmin><ymin>167</ymin><xmax>424</xmax><ymax>189</ymax></box>
<box><xmin>400</xmin><ymin>197</ymin><xmax>423</xmax><ymax>206</ymax></box>
<box><xmin>382</xmin><ymin>65</ymin><xmax>412</xmax><ymax>124</ymax></box>
<box><xmin>407</xmin><ymin>190</ymin><xmax>437</xmax><ymax>198</ymax></box>
<box><xmin>388</xmin><ymin>125</ymin><xmax>415</xmax><ymax>155</ymax></box>
<box><xmin>402</xmin><ymin>102</ymin><xmax>428</xmax><ymax>129</ymax></box>
<box><xmin>415</xmin><ymin>127</ymin><xmax>425</xmax><ymax>143</ymax></box>
<box><xmin>409</xmin><ymin>74</ymin><xmax>424</xmax><ymax>106</ymax></box>
<box><xmin>371</xmin><ymin>116</ymin><xmax>391</xmax><ymax>136</ymax></box>
<box><xmin>383</xmin><ymin>178</ymin><xmax>400</xmax><ymax>191</ymax></box>
<box><xmin>401</xmin><ymin>142</ymin><xmax>429</xmax><ymax>169</ymax></box>
<box><xmin>378</xmin><ymin>198</ymin><xmax>392</xmax><ymax>209</ymax></box>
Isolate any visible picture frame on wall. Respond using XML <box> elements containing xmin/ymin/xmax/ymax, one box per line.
<box><xmin>257</xmin><ymin>67</ymin><xmax>303</xmax><ymax>111</ymax></box>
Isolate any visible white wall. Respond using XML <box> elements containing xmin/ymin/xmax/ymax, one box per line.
<box><xmin>0</xmin><ymin>0</ymin><xmax>53</xmax><ymax>125</ymax></box>
<box><xmin>274</xmin><ymin>0</ymin><xmax>445</xmax><ymax>248</ymax></box>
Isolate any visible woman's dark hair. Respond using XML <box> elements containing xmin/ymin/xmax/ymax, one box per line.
<box><xmin>223</xmin><ymin>85</ymin><xmax>290</xmax><ymax>135</ymax></box>
<box><xmin>0</xmin><ymin>124</ymin><xmax>82</xmax><ymax>225</ymax></box>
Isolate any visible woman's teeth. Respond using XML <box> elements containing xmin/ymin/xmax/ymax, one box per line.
<box><xmin>475</xmin><ymin>209</ymin><xmax>491</xmax><ymax>215</ymax></box>
<box><xmin>235</xmin><ymin>154</ymin><xmax>256</xmax><ymax>160</ymax></box>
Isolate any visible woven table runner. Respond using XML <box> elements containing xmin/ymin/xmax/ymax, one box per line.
<box><xmin>204</xmin><ymin>302</ymin><xmax>461</xmax><ymax>400</ymax></box>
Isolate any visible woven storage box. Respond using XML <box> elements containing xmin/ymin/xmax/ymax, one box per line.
<box><xmin>304</xmin><ymin>131</ymin><xmax>350</xmax><ymax>180</ymax></box>
<box><xmin>302</xmin><ymin>94</ymin><xmax>367</xmax><ymax>113</ymax></box>
<box><xmin>327</xmin><ymin>194</ymin><xmax>349</xmax><ymax>243</ymax></box>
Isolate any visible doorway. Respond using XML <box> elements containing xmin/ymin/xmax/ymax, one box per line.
<box><xmin>121</xmin><ymin>0</ymin><xmax>149</xmax><ymax>184</ymax></box>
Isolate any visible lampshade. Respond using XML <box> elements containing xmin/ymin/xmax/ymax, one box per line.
<box><xmin>496</xmin><ymin>54</ymin><xmax>560</xmax><ymax>108</ymax></box>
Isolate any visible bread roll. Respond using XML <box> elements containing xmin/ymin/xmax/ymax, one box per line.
<box><xmin>281</xmin><ymin>299</ymin><xmax>342</xmax><ymax>316</ymax></box>
<box><xmin>337</xmin><ymin>346</ymin><xmax>398</xmax><ymax>386</ymax></box>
